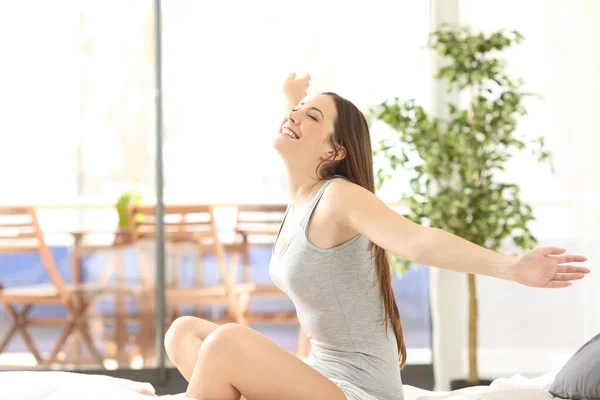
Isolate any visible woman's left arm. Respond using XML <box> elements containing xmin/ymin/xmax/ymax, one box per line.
<box><xmin>333</xmin><ymin>181</ymin><xmax>590</xmax><ymax>287</ymax></box>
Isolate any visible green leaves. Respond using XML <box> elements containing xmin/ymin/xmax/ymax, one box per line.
<box><xmin>371</xmin><ymin>27</ymin><xmax>553</xmax><ymax>275</ymax></box>
<box><xmin>429</xmin><ymin>26</ymin><xmax>525</xmax><ymax>91</ymax></box>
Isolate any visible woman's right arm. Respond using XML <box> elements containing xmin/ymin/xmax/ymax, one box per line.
<box><xmin>282</xmin><ymin>72</ymin><xmax>311</xmax><ymax>113</ymax></box>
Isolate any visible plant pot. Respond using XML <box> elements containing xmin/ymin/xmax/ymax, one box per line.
<box><xmin>450</xmin><ymin>379</ymin><xmax>494</xmax><ymax>390</ymax></box>
<box><xmin>116</xmin><ymin>191</ymin><xmax>143</xmax><ymax>229</ymax></box>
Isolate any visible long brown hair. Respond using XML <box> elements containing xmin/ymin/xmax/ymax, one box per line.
<box><xmin>316</xmin><ymin>92</ymin><xmax>407</xmax><ymax>369</ymax></box>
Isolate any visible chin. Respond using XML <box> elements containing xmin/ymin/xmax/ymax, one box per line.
<box><xmin>271</xmin><ymin>138</ymin><xmax>297</xmax><ymax>162</ymax></box>
<box><xmin>272</xmin><ymin>135</ymin><xmax>291</xmax><ymax>153</ymax></box>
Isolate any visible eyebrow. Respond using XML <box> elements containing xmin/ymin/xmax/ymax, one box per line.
<box><xmin>299</xmin><ymin>102</ymin><xmax>325</xmax><ymax>119</ymax></box>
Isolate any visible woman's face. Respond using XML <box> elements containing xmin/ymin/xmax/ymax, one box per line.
<box><xmin>272</xmin><ymin>94</ymin><xmax>338</xmax><ymax>169</ymax></box>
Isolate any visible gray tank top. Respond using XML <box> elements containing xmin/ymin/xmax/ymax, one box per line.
<box><xmin>269</xmin><ymin>178</ymin><xmax>404</xmax><ymax>400</ymax></box>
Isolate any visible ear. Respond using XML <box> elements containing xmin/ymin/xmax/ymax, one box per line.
<box><xmin>323</xmin><ymin>144</ymin><xmax>347</xmax><ymax>162</ymax></box>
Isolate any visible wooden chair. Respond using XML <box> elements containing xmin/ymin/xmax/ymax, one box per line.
<box><xmin>0</xmin><ymin>206</ymin><xmax>108</xmax><ymax>367</ymax></box>
<box><xmin>127</xmin><ymin>204</ymin><xmax>257</xmax><ymax>364</ymax></box>
<box><xmin>68</xmin><ymin>229</ymin><xmax>142</xmax><ymax>366</ymax></box>
<box><xmin>233</xmin><ymin>204</ymin><xmax>312</xmax><ymax>357</ymax></box>
<box><xmin>232</xmin><ymin>204</ymin><xmax>299</xmax><ymax>324</ymax></box>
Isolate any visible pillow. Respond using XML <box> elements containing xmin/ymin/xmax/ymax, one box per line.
<box><xmin>549</xmin><ymin>333</ymin><xmax>600</xmax><ymax>400</ymax></box>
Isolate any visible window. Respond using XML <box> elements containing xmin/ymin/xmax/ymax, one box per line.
<box><xmin>0</xmin><ymin>0</ymin><xmax>433</xmax><ymax>373</ymax></box>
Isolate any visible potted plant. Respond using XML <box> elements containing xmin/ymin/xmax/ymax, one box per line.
<box><xmin>370</xmin><ymin>26</ymin><xmax>554</xmax><ymax>389</ymax></box>
<box><xmin>115</xmin><ymin>190</ymin><xmax>143</xmax><ymax>244</ymax></box>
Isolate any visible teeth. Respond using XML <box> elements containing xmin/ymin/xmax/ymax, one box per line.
<box><xmin>281</xmin><ymin>127</ymin><xmax>298</xmax><ymax>139</ymax></box>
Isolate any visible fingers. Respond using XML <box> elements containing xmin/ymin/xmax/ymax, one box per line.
<box><xmin>135</xmin><ymin>388</ymin><xmax>158</xmax><ymax>397</ymax></box>
<box><xmin>544</xmin><ymin>247</ymin><xmax>567</xmax><ymax>255</ymax></box>
<box><xmin>556</xmin><ymin>265</ymin><xmax>591</xmax><ymax>274</ymax></box>
<box><xmin>552</xmin><ymin>273</ymin><xmax>586</xmax><ymax>281</ymax></box>
<box><xmin>300</xmin><ymin>73</ymin><xmax>311</xmax><ymax>87</ymax></box>
<box><xmin>555</xmin><ymin>255</ymin><xmax>588</xmax><ymax>264</ymax></box>
<box><xmin>545</xmin><ymin>281</ymin><xmax>572</xmax><ymax>289</ymax></box>
<box><xmin>287</xmin><ymin>72</ymin><xmax>310</xmax><ymax>82</ymax></box>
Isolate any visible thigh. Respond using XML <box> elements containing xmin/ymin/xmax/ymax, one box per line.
<box><xmin>193</xmin><ymin>323</ymin><xmax>348</xmax><ymax>400</ymax></box>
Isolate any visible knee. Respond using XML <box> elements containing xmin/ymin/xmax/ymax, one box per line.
<box><xmin>164</xmin><ymin>316</ymin><xmax>196</xmax><ymax>359</ymax></box>
<box><xmin>201</xmin><ymin>323</ymin><xmax>245</xmax><ymax>357</ymax></box>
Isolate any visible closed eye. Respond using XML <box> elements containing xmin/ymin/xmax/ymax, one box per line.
<box><xmin>292</xmin><ymin>104</ymin><xmax>321</xmax><ymax>122</ymax></box>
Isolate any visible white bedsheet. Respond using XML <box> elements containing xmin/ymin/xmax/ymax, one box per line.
<box><xmin>0</xmin><ymin>370</ymin><xmax>560</xmax><ymax>400</ymax></box>
<box><xmin>403</xmin><ymin>372</ymin><xmax>559</xmax><ymax>400</ymax></box>
<box><xmin>0</xmin><ymin>371</ymin><xmax>156</xmax><ymax>400</ymax></box>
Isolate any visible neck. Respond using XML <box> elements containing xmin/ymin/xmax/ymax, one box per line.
<box><xmin>284</xmin><ymin>165</ymin><xmax>324</xmax><ymax>210</ymax></box>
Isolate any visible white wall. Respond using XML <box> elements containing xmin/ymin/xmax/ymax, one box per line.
<box><xmin>431</xmin><ymin>0</ymin><xmax>600</xmax><ymax>388</ymax></box>
<box><xmin>0</xmin><ymin>4</ymin><xmax>80</xmax><ymax>203</ymax></box>
<box><xmin>0</xmin><ymin>1</ymin><xmax>432</xmax><ymax>206</ymax></box>
<box><xmin>162</xmin><ymin>0</ymin><xmax>432</xmax><ymax>204</ymax></box>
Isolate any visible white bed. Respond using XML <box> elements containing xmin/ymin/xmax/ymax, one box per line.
<box><xmin>0</xmin><ymin>371</ymin><xmax>157</xmax><ymax>400</ymax></box>
<box><xmin>403</xmin><ymin>372</ymin><xmax>559</xmax><ymax>400</ymax></box>
<box><xmin>0</xmin><ymin>370</ymin><xmax>561</xmax><ymax>400</ymax></box>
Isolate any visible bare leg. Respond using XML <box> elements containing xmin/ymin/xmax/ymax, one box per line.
<box><xmin>164</xmin><ymin>316</ymin><xmax>220</xmax><ymax>381</ymax></box>
<box><xmin>185</xmin><ymin>323</ymin><xmax>346</xmax><ymax>400</ymax></box>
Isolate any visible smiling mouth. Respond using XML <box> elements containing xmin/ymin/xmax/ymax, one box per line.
<box><xmin>280</xmin><ymin>126</ymin><xmax>299</xmax><ymax>139</ymax></box>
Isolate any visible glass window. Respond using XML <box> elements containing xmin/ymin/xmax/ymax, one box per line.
<box><xmin>0</xmin><ymin>0</ymin><xmax>432</xmax><ymax>374</ymax></box>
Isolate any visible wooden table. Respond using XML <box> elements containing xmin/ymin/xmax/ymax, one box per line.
<box><xmin>35</xmin><ymin>203</ymin><xmax>313</xmax><ymax>362</ymax></box>
<box><xmin>60</xmin><ymin>229</ymin><xmax>136</xmax><ymax>367</ymax></box>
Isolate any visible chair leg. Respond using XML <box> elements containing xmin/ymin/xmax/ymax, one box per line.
<box><xmin>77</xmin><ymin>321</ymin><xmax>105</xmax><ymax>365</ymax></box>
<box><xmin>2</xmin><ymin>304</ymin><xmax>43</xmax><ymax>364</ymax></box>
<box><xmin>44</xmin><ymin>297</ymin><xmax>105</xmax><ymax>368</ymax></box>
<box><xmin>0</xmin><ymin>325</ymin><xmax>17</xmax><ymax>354</ymax></box>
<box><xmin>68</xmin><ymin>238</ymin><xmax>83</xmax><ymax>362</ymax></box>
<box><xmin>241</xmin><ymin>239</ymin><xmax>254</xmax><ymax>325</ymax></box>
<box><xmin>238</xmin><ymin>291</ymin><xmax>251</xmax><ymax>326</ymax></box>
<box><xmin>71</xmin><ymin>298</ymin><xmax>105</xmax><ymax>366</ymax></box>
<box><xmin>43</xmin><ymin>321</ymin><xmax>76</xmax><ymax>367</ymax></box>
<box><xmin>17</xmin><ymin>323</ymin><xmax>43</xmax><ymax>364</ymax></box>
<box><xmin>225</xmin><ymin>293</ymin><xmax>245</xmax><ymax>326</ymax></box>
<box><xmin>140</xmin><ymin>311</ymin><xmax>156</xmax><ymax>366</ymax></box>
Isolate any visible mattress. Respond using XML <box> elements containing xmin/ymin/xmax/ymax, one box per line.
<box><xmin>403</xmin><ymin>372</ymin><xmax>559</xmax><ymax>400</ymax></box>
<box><xmin>0</xmin><ymin>370</ymin><xmax>560</xmax><ymax>400</ymax></box>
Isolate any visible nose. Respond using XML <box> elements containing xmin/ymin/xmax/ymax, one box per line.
<box><xmin>287</xmin><ymin>109</ymin><xmax>299</xmax><ymax>124</ymax></box>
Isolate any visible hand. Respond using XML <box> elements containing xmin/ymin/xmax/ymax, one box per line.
<box><xmin>133</xmin><ymin>387</ymin><xmax>158</xmax><ymax>397</ymax></box>
<box><xmin>509</xmin><ymin>247</ymin><xmax>590</xmax><ymax>288</ymax></box>
<box><xmin>283</xmin><ymin>72</ymin><xmax>311</xmax><ymax>109</ymax></box>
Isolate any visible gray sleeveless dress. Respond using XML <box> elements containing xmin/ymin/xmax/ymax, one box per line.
<box><xmin>269</xmin><ymin>178</ymin><xmax>405</xmax><ymax>400</ymax></box>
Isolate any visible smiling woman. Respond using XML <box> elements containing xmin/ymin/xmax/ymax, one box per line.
<box><xmin>0</xmin><ymin>0</ymin><xmax>434</xmax><ymax>386</ymax></box>
<box><xmin>273</xmin><ymin>91</ymin><xmax>343</xmax><ymax>173</ymax></box>
<box><xmin>160</xmin><ymin>72</ymin><xmax>589</xmax><ymax>400</ymax></box>
<box><xmin>165</xmin><ymin>75</ymin><xmax>409</xmax><ymax>400</ymax></box>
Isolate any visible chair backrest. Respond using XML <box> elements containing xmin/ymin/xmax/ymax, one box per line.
<box><xmin>128</xmin><ymin>204</ymin><xmax>217</xmax><ymax>243</ymax></box>
<box><xmin>0</xmin><ymin>206</ymin><xmax>68</xmax><ymax>298</ymax></box>
<box><xmin>128</xmin><ymin>204</ymin><xmax>237</xmax><ymax>288</ymax></box>
<box><xmin>234</xmin><ymin>204</ymin><xmax>287</xmax><ymax>243</ymax></box>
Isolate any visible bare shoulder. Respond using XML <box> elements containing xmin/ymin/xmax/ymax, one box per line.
<box><xmin>321</xmin><ymin>178</ymin><xmax>425</xmax><ymax>258</ymax></box>
<box><xmin>313</xmin><ymin>179</ymin><xmax>366</xmax><ymax>240</ymax></box>
<box><xmin>320</xmin><ymin>179</ymin><xmax>377</xmax><ymax>222</ymax></box>
<box><xmin>327</xmin><ymin>178</ymin><xmax>360</xmax><ymax>192</ymax></box>
<box><xmin>326</xmin><ymin>179</ymin><xmax>377</xmax><ymax>203</ymax></box>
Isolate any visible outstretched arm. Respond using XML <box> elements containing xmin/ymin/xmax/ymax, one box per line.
<box><xmin>282</xmin><ymin>72</ymin><xmax>310</xmax><ymax>113</ymax></box>
<box><xmin>331</xmin><ymin>180</ymin><xmax>589</xmax><ymax>287</ymax></box>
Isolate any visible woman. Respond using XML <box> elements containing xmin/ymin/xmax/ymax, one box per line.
<box><xmin>164</xmin><ymin>73</ymin><xmax>589</xmax><ymax>400</ymax></box>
